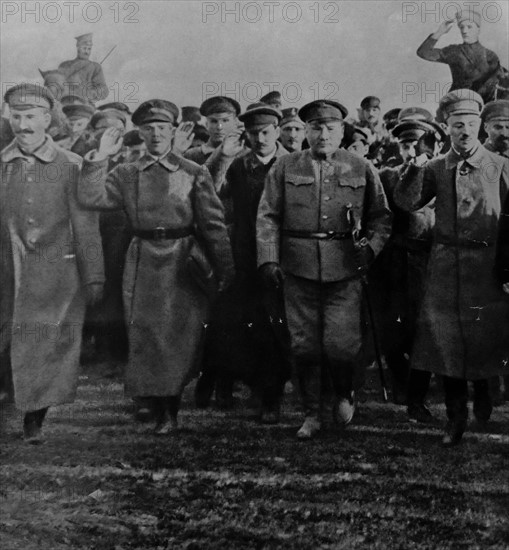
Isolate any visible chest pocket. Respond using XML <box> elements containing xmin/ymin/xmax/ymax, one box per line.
<box><xmin>285</xmin><ymin>175</ymin><xmax>315</xmax><ymax>208</ymax></box>
<box><xmin>337</xmin><ymin>176</ymin><xmax>366</xmax><ymax>208</ymax></box>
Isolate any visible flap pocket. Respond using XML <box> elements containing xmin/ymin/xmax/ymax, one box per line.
<box><xmin>338</xmin><ymin>177</ymin><xmax>365</xmax><ymax>189</ymax></box>
<box><xmin>285</xmin><ymin>175</ymin><xmax>314</xmax><ymax>186</ymax></box>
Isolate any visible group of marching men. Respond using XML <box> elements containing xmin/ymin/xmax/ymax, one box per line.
<box><xmin>1</xmin><ymin>15</ymin><xmax>509</xmax><ymax>447</ymax></box>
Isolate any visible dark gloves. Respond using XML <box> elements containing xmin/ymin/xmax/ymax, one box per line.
<box><xmin>259</xmin><ymin>262</ymin><xmax>285</xmax><ymax>289</ymax></box>
<box><xmin>354</xmin><ymin>239</ymin><xmax>374</xmax><ymax>270</ymax></box>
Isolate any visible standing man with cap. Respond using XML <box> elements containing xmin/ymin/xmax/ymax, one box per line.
<box><xmin>0</xmin><ymin>83</ymin><xmax>104</xmax><ymax>442</ymax></box>
<box><xmin>184</xmin><ymin>96</ymin><xmax>247</xmax><ymax>409</ymax></box>
<box><xmin>78</xmin><ymin>99</ymin><xmax>234</xmax><ymax>434</ymax></box>
<box><xmin>59</xmin><ymin>101</ymin><xmax>95</xmax><ymax>153</ymax></box>
<box><xmin>356</xmin><ymin>96</ymin><xmax>389</xmax><ymax>166</ymax></box>
<box><xmin>260</xmin><ymin>91</ymin><xmax>283</xmax><ymax>110</ymax></box>
<box><xmin>184</xmin><ymin>96</ymin><xmax>243</xmax><ymax>166</ymax></box>
<box><xmin>357</xmin><ymin>96</ymin><xmax>388</xmax><ymax>144</ymax></box>
<box><xmin>58</xmin><ymin>33</ymin><xmax>109</xmax><ymax>105</ymax></box>
<box><xmin>371</xmin><ymin>117</ymin><xmax>445</xmax><ymax>414</ymax></box>
<box><xmin>279</xmin><ymin>108</ymin><xmax>306</xmax><ymax>153</ymax></box>
<box><xmin>213</xmin><ymin>103</ymin><xmax>290</xmax><ymax>423</ymax></box>
<box><xmin>482</xmin><ymin>100</ymin><xmax>509</xmax><ymax>158</ymax></box>
<box><xmin>394</xmin><ymin>89</ymin><xmax>509</xmax><ymax>446</ymax></box>
<box><xmin>257</xmin><ymin>99</ymin><xmax>391</xmax><ymax>439</ymax></box>
<box><xmin>482</xmin><ymin>100</ymin><xmax>509</xmax><ymax>403</ymax></box>
<box><xmin>416</xmin><ymin>10</ymin><xmax>501</xmax><ymax>102</ymax></box>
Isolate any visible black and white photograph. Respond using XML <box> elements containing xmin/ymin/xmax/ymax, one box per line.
<box><xmin>1</xmin><ymin>1</ymin><xmax>509</xmax><ymax>548</ymax></box>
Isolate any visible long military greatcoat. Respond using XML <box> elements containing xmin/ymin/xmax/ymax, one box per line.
<box><xmin>0</xmin><ymin>136</ymin><xmax>104</xmax><ymax>410</ymax></box>
<box><xmin>79</xmin><ymin>151</ymin><xmax>233</xmax><ymax>397</ymax></box>
<box><xmin>394</xmin><ymin>144</ymin><xmax>509</xmax><ymax>379</ymax></box>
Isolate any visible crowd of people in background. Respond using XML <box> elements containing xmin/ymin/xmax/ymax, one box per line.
<box><xmin>1</xmin><ymin>8</ymin><xmax>508</xmax><ymax>448</ymax></box>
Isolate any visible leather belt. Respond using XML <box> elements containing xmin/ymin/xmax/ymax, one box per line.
<box><xmin>436</xmin><ymin>239</ymin><xmax>494</xmax><ymax>248</ymax></box>
<box><xmin>133</xmin><ymin>226</ymin><xmax>194</xmax><ymax>240</ymax></box>
<box><xmin>283</xmin><ymin>230</ymin><xmax>351</xmax><ymax>240</ymax></box>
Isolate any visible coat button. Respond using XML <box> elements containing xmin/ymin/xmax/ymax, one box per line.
<box><xmin>27</xmin><ymin>198</ymin><xmax>33</xmax><ymax>204</ymax></box>
<box><xmin>27</xmin><ymin>177</ymin><xmax>33</xmax><ymax>182</ymax></box>
<box><xmin>27</xmin><ymin>218</ymin><xmax>34</xmax><ymax>225</ymax></box>
<box><xmin>322</xmin><ymin>215</ymin><xmax>329</xmax><ymax>220</ymax></box>
<box><xmin>324</xmin><ymin>196</ymin><xmax>331</xmax><ymax>201</ymax></box>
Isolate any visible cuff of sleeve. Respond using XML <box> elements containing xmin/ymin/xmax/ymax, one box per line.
<box><xmin>84</xmin><ymin>150</ymin><xmax>109</xmax><ymax>164</ymax></box>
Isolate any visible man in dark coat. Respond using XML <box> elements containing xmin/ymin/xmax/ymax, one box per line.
<box><xmin>257</xmin><ymin>100</ymin><xmax>392</xmax><ymax>439</ymax></box>
<box><xmin>184</xmin><ymin>97</ymin><xmax>248</xmax><ymax>408</ymax></box>
<box><xmin>0</xmin><ymin>84</ymin><xmax>104</xmax><ymax>442</ymax></box>
<box><xmin>78</xmin><ymin>99</ymin><xmax>234</xmax><ymax>434</ymax></box>
<box><xmin>416</xmin><ymin>10</ymin><xmax>500</xmax><ymax>102</ymax></box>
<box><xmin>394</xmin><ymin>89</ymin><xmax>509</xmax><ymax>446</ymax></box>
<box><xmin>213</xmin><ymin>103</ymin><xmax>290</xmax><ymax>423</ymax></box>
<box><xmin>482</xmin><ymin>100</ymin><xmax>509</xmax><ymax>158</ymax></box>
<box><xmin>372</xmin><ymin>117</ymin><xmax>445</xmax><ymax>420</ymax></box>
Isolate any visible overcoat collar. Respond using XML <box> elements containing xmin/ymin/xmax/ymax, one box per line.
<box><xmin>135</xmin><ymin>149</ymin><xmax>181</xmax><ymax>172</ymax></box>
<box><xmin>1</xmin><ymin>135</ymin><xmax>58</xmax><ymax>163</ymax></box>
<box><xmin>445</xmin><ymin>141</ymin><xmax>485</xmax><ymax>170</ymax></box>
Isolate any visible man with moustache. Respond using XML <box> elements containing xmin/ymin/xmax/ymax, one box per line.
<box><xmin>257</xmin><ymin>100</ymin><xmax>391</xmax><ymax>439</ymax></box>
<box><xmin>0</xmin><ymin>83</ymin><xmax>104</xmax><ymax>442</ymax></box>
<box><xmin>482</xmin><ymin>100</ymin><xmax>509</xmax><ymax>158</ymax></box>
<box><xmin>279</xmin><ymin>108</ymin><xmax>306</xmax><ymax>153</ymax></box>
<box><xmin>213</xmin><ymin>103</ymin><xmax>290</xmax><ymax>423</ymax></box>
<box><xmin>394</xmin><ymin>90</ymin><xmax>509</xmax><ymax>446</ymax></box>
<box><xmin>58</xmin><ymin>33</ymin><xmax>109</xmax><ymax>105</ymax></box>
<box><xmin>78</xmin><ymin>99</ymin><xmax>234</xmax><ymax>434</ymax></box>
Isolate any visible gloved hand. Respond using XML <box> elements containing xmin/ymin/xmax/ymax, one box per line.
<box><xmin>85</xmin><ymin>283</ymin><xmax>104</xmax><ymax>306</ymax></box>
<box><xmin>354</xmin><ymin>240</ymin><xmax>374</xmax><ymax>270</ymax></box>
<box><xmin>259</xmin><ymin>262</ymin><xmax>285</xmax><ymax>289</ymax></box>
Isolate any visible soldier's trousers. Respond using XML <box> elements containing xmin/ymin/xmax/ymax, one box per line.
<box><xmin>284</xmin><ymin>274</ymin><xmax>363</xmax><ymax>417</ymax></box>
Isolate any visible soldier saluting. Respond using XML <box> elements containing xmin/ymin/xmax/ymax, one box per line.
<box><xmin>256</xmin><ymin>100</ymin><xmax>392</xmax><ymax>439</ymax></box>
<box><xmin>416</xmin><ymin>9</ymin><xmax>500</xmax><ymax>102</ymax></box>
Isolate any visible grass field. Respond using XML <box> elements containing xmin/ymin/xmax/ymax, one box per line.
<box><xmin>1</xmin><ymin>364</ymin><xmax>508</xmax><ymax>550</ymax></box>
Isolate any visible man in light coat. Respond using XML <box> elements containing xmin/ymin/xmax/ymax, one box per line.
<box><xmin>0</xmin><ymin>83</ymin><xmax>104</xmax><ymax>442</ymax></box>
<box><xmin>394</xmin><ymin>89</ymin><xmax>509</xmax><ymax>446</ymax></box>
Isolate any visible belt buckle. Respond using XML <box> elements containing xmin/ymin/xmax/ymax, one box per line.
<box><xmin>154</xmin><ymin>226</ymin><xmax>166</xmax><ymax>240</ymax></box>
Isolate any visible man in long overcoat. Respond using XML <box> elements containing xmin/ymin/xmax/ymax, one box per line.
<box><xmin>257</xmin><ymin>100</ymin><xmax>392</xmax><ymax>439</ymax></box>
<box><xmin>0</xmin><ymin>84</ymin><xmax>104</xmax><ymax>442</ymax></box>
<box><xmin>78</xmin><ymin>99</ymin><xmax>234</xmax><ymax>434</ymax></box>
<box><xmin>394</xmin><ymin>89</ymin><xmax>509</xmax><ymax>446</ymax></box>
